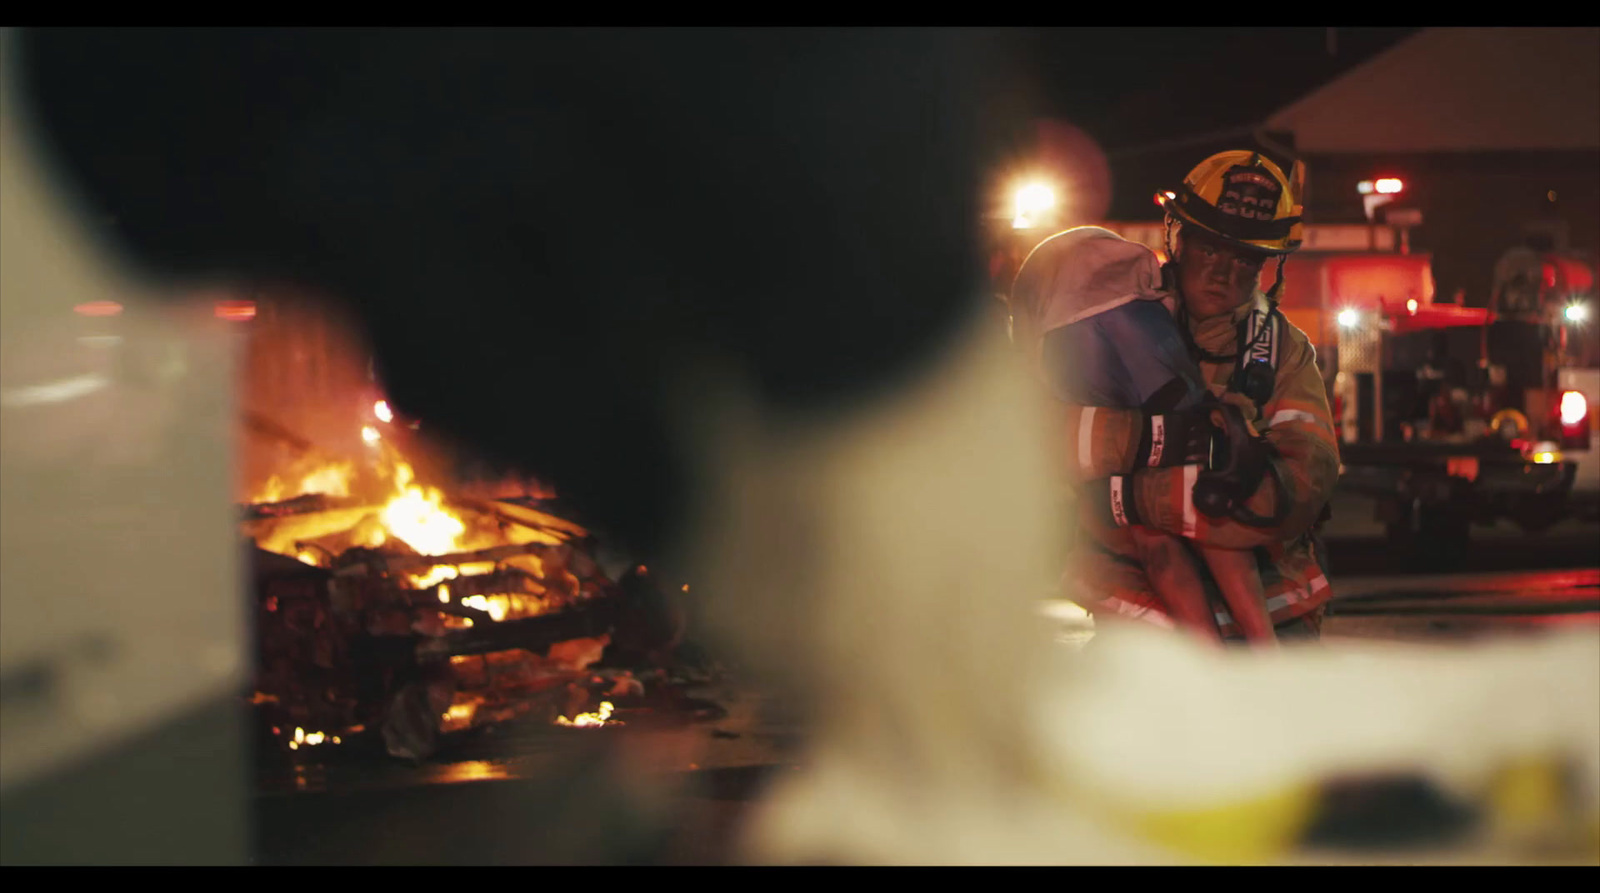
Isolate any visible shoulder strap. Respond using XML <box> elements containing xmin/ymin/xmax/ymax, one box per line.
<box><xmin>1230</xmin><ymin>296</ymin><xmax>1283</xmax><ymax>412</ymax></box>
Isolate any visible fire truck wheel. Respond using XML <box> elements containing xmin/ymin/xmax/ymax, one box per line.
<box><xmin>1415</xmin><ymin>504</ymin><xmax>1472</xmax><ymax>559</ymax></box>
<box><xmin>1515</xmin><ymin>516</ymin><xmax>1557</xmax><ymax>534</ymax></box>
<box><xmin>1512</xmin><ymin>496</ymin><xmax>1564</xmax><ymax>534</ymax></box>
<box><xmin>1387</xmin><ymin>501</ymin><xmax>1471</xmax><ymax>566</ymax></box>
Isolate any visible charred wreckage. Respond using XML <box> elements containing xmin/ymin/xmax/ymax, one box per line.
<box><xmin>242</xmin><ymin>410</ymin><xmax>705</xmax><ymax>764</ymax></box>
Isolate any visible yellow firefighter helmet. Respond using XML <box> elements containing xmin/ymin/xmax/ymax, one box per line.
<box><xmin>1157</xmin><ymin>150</ymin><xmax>1305</xmax><ymax>255</ymax></box>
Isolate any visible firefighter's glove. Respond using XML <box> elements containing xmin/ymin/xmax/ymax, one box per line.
<box><xmin>1135</xmin><ymin>405</ymin><xmax>1216</xmax><ymax>469</ymax></box>
<box><xmin>1086</xmin><ymin>475</ymin><xmax>1143</xmax><ymax>529</ymax></box>
<box><xmin>1194</xmin><ymin>403</ymin><xmax>1273</xmax><ymax>519</ymax></box>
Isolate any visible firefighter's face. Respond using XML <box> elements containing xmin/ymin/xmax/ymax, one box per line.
<box><xmin>1177</xmin><ymin>228</ymin><xmax>1268</xmax><ymax>320</ymax></box>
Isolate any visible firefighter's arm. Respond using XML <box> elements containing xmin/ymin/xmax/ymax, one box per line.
<box><xmin>1043</xmin><ymin>322</ymin><xmax>1216</xmax><ymax>484</ymax></box>
<box><xmin>1058</xmin><ymin>402</ymin><xmax>1220</xmax><ymax>484</ymax></box>
<box><xmin>1058</xmin><ymin>404</ymin><xmax>1145</xmax><ymax>483</ymax></box>
<box><xmin>1124</xmin><ymin>340</ymin><xmax>1340</xmax><ymax>548</ymax></box>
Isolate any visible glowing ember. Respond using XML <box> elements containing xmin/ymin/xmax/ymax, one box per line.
<box><xmin>461</xmin><ymin>594</ymin><xmax>509</xmax><ymax>622</ymax></box>
<box><xmin>374</xmin><ymin>400</ymin><xmax>394</xmax><ymax>423</ymax></box>
<box><xmin>410</xmin><ymin>565</ymin><xmax>461</xmax><ymax>590</ymax></box>
<box><xmin>285</xmin><ymin>726</ymin><xmax>340</xmax><ymax>749</ymax></box>
<box><xmin>556</xmin><ymin>701</ymin><xmax>621</xmax><ymax>728</ymax></box>
<box><xmin>441</xmin><ymin>701</ymin><xmax>479</xmax><ymax>733</ymax></box>
<box><xmin>439</xmin><ymin>760</ymin><xmax>512</xmax><ymax>783</ymax></box>
<box><xmin>439</xmin><ymin>590</ymin><xmax>550</xmax><ymax>624</ymax></box>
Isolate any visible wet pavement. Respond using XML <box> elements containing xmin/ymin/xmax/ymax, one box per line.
<box><xmin>251</xmin><ymin>673</ymin><xmax>805</xmax><ymax>865</ymax></box>
<box><xmin>1323</xmin><ymin>567</ymin><xmax>1600</xmax><ymax>644</ymax></box>
<box><xmin>250</xmin><ymin>515</ymin><xmax>1600</xmax><ymax>865</ymax></box>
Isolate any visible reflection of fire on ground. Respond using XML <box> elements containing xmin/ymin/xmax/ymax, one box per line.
<box><xmin>240</xmin><ymin>296</ymin><xmax>677</xmax><ymax>761</ymax></box>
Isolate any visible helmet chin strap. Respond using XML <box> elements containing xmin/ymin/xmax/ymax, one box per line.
<box><xmin>1264</xmin><ymin>255</ymin><xmax>1287</xmax><ymax>306</ymax></box>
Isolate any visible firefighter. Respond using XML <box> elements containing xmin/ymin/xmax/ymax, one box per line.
<box><xmin>1064</xmin><ymin>150</ymin><xmax>1340</xmax><ymax>641</ymax></box>
<box><xmin>1491</xmin><ymin>234</ymin><xmax>1555</xmax><ymax>317</ymax></box>
<box><xmin>1011</xmin><ymin>225</ymin><xmax>1278</xmax><ymax>644</ymax></box>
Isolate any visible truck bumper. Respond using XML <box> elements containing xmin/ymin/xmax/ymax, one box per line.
<box><xmin>1340</xmin><ymin>460</ymin><xmax>1575</xmax><ymax>527</ymax></box>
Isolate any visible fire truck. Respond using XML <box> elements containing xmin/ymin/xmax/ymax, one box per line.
<box><xmin>1310</xmin><ymin>244</ymin><xmax>1595</xmax><ymax>551</ymax></box>
<box><xmin>1005</xmin><ymin>211</ymin><xmax>1595</xmax><ymax>555</ymax></box>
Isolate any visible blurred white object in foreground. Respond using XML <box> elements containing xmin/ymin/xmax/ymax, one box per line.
<box><xmin>1</xmin><ymin>40</ymin><xmax>245</xmax><ymax>803</ymax></box>
<box><xmin>683</xmin><ymin>308</ymin><xmax>1599</xmax><ymax>865</ymax></box>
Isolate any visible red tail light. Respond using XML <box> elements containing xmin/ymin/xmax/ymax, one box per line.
<box><xmin>1560</xmin><ymin>390</ymin><xmax>1587</xmax><ymax>427</ymax></box>
<box><xmin>1559</xmin><ymin>390</ymin><xmax>1591</xmax><ymax>450</ymax></box>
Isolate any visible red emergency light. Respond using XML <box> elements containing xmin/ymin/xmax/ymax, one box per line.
<box><xmin>1387</xmin><ymin>306</ymin><xmax>1489</xmax><ymax>334</ymax></box>
<box><xmin>214</xmin><ymin>300</ymin><xmax>257</xmax><ymax>322</ymax></box>
<box><xmin>74</xmin><ymin>300</ymin><xmax>123</xmax><ymax>317</ymax></box>
<box><xmin>1561</xmin><ymin>390</ymin><xmax>1587</xmax><ymax>427</ymax></box>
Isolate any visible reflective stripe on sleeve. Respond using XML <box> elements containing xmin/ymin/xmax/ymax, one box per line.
<box><xmin>1147</xmin><ymin>415</ymin><xmax>1166</xmax><ymax>466</ymax></box>
<box><xmin>1269</xmin><ymin>409</ymin><xmax>1319</xmax><ymax>428</ymax></box>
<box><xmin>1079</xmin><ymin>406</ymin><xmax>1098</xmax><ymax>477</ymax></box>
<box><xmin>1182</xmin><ymin>463</ymin><xmax>1198</xmax><ymax>538</ymax></box>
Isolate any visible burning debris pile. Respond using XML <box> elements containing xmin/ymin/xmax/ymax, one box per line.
<box><xmin>243</xmin><ymin>408</ymin><xmax>687</xmax><ymax>761</ymax></box>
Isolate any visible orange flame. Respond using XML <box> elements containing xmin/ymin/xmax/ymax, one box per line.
<box><xmin>379</xmin><ymin>462</ymin><xmax>465</xmax><ymax>556</ymax></box>
<box><xmin>252</xmin><ymin>458</ymin><xmax>354</xmax><ymax>505</ymax></box>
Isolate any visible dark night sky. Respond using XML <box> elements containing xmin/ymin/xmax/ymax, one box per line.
<box><xmin>1023</xmin><ymin>28</ymin><xmax>1419</xmax><ymax>146</ymax></box>
<box><xmin>995</xmin><ymin>27</ymin><xmax>1422</xmax><ymax>218</ymax></box>
<box><xmin>11</xmin><ymin>27</ymin><xmax>1431</xmax><ymax>557</ymax></box>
